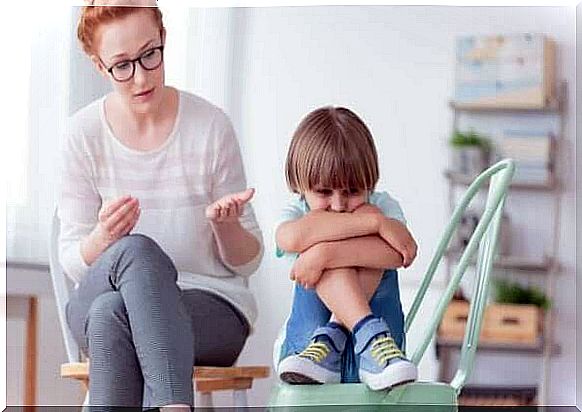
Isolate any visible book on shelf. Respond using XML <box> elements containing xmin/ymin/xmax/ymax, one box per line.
<box><xmin>500</xmin><ymin>138</ymin><xmax>551</xmax><ymax>162</ymax></box>
<box><xmin>498</xmin><ymin>130</ymin><xmax>554</xmax><ymax>184</ymax></box>
<box><xmin>512</xmin><ymin>164</ymin><xmax>550</xmax><ymax>184</ymax></box>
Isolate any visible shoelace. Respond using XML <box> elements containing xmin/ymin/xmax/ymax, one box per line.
<box><xmin>370</xmin><ymin>335</ymin><xmax>404</xmax><ymax>365</ymax></box>
<box><xmin>298</xmin><ymin>341</ymin><xmax>330</xmax><ymax>363</ymax></box>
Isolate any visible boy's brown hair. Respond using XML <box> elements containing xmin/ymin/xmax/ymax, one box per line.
<box><xmin>286</xmin><ymin>106</ymin><xmax>380</xmax><ymax>194</ymax></box>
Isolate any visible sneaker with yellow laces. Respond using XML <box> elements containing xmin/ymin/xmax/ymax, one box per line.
<box><xmin>278</xmin><ymin>323</ymin><xmax>347</xmax><ymax>384</ymax></box>
<box><xmin>354</xmin><ymin>316</ymin><xmax>418</xmax><ymax>390</ymax></box>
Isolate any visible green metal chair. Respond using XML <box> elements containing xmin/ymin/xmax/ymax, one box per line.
<box><xmin>269</xmin><ymin>159</ymin><xmax>516</xmax><ymax>411</ymax></box>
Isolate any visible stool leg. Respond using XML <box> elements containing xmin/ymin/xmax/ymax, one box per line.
<box><xmin>198</xmin><ymin>392</ymin><xmax>213</xmax><ymax>409</ymax></box>
<box><xmin>233</xmin><ymin>389</ymin><xmax>248</xmax><ymax>408</ymax></box>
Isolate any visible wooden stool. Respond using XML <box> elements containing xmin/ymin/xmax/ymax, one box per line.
<box><xmin>61</xmin><ymin>362</ymin><xmax>270</xmax><ymax>408</ymax></box>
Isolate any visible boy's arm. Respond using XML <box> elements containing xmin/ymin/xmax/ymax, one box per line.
<box><xmin>289</xmin><ymin>235</ymin><xmax>403</xmax><ymax>287</ymax></box>
<box><xmin>356</xmin><ymin>202</ymin><xmax>417</xmax><ymax>267</ymax></box>
<box><xmin>276</xmin><ymin>210</ymin><xmax>381</xmax><ymax>254</ymax></box>
<box><xmin>302</xmin><ymin>236</ymin><xmax>403</xmax><ymax>271</ymax></box>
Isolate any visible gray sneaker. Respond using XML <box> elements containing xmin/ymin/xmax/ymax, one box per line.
<box><xmin>278</xmin><ymin>324</ymin><xmax>347</xmax><ymax>384</ymax></box>
<box><xmin>354</xmin><ymin>317</ymin><xmax>418</xmax><ymax>390</ymax></box>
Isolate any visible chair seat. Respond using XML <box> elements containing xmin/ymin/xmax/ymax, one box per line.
<box><xmin>270</xmin><ymin>381</ymin><xmax>458</xmax><ymax>410</ymax></box>
<box><xmin>61</xmin><ymin>362</ymin><xmax>270</xmax><ymax>393</ymax></box>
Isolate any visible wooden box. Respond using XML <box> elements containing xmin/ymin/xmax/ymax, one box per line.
<box><xmin>439</xmin><ymin>301</ymin><xmax>541</xmax><ymax>344</ymax></box>
<box><xmin>455</xmin><ymin>33</ymin><xmax>556</xmax><ymax>108</ymax></box>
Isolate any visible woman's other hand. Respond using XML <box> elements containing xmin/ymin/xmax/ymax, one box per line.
<box><xmin>96</xmin><ymin>195</ymin><xmax>141</xmax><ymax>243</ymax></box>
<box><xmin>206</xmin><ymin>188</ymin><xmax>255</xmax><ymax>223</ymax></box>
<box><xmin>81</xmin><ymin>195</ymin><xmax>141</xmax><ymax>265</ymax></box>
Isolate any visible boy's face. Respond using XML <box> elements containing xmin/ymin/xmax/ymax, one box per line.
<box><xmin>303</xmin><ymin>186</ymin><xmax>367</xmax><ymax>213</ymax></box>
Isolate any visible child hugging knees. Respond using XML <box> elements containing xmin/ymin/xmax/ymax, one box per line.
<box><xmin>274</xmin><ymin>106</ymin><xmax>419</xmax><ymax>390</ymax></box>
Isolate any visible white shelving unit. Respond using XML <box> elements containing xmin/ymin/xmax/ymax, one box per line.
<box><xmin>438</xmin><ymin>82</ymin><xmax>567</xmax><ymax>406</ymax></box>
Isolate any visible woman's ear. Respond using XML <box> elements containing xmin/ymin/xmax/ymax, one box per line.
<box><xmin>160</xmin><ymin>27</ymin><xmax>166</xmax><ymax>45</ymax></box>
<box><xmin>90</xmin><ymin>55</ymin><xmax>108</xmax><ymax>78</ymax></box>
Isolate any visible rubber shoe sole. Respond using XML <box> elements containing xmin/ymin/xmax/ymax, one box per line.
<box><xmin>278</xmin><ymin>355</ymin><xmax>341</xmax><ymax>385</ymax></box>
<box><xmin>360</xmin><ymin>361</ymin><xmax>418</xmax><ymax>391</ymax></box>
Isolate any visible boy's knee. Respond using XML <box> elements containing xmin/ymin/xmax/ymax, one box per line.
<box><xmin>357</xmin><ymin>267</ymin><xmax>383</xmax><ymax>277</ymax></box>
<box><xmin>323</xmin><ymin>267</ymin><xmax>358</xmax><ymax>277</ymax></box>
<box><xmin>315</xmin><ymin>267</ymin><xmax>358</xmax><ymax>293</ymax></box>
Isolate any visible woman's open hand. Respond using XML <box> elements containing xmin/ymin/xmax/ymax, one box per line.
<box><xmin>206</xmin><ymin>188</ymin><xmax>255</xmax><ymax>223</ymax></box>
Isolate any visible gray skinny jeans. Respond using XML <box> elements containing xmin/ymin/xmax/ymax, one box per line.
<box><xmin>66</xmin><ymin>234</ymin><xmax>250</xmax><ymax>409</ymax></box>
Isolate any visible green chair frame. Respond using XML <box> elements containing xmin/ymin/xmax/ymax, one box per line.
<box><xmin>406</xmin><ymin>158</ymin><xmax>515</xmax><ymax>390</ymax></box>
<box><xmin>270</xmin><ymin>159</ymin><xmax>516</xmax><ymax>408</ymax></box>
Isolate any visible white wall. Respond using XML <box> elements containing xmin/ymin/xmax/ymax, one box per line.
<box><xmin>576</xmin><ymin>3</ymin><xmax>581</xmax><ymax>409</ymax></box>
<box><xmin>6</xmin><ymin>5</ymin><xmax>72</xmax><ymax>264</ymax></box>
<box><xmin>216</xmin><ymin>5</ymin><xmax>576</xmax><ymax>406</ymax></box>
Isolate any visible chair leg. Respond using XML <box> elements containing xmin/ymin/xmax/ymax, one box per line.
<box><xmin>233</xmin><ymin>389</ymin><xmax>248</xmax><ymax>408</ymax></box>
<box><xmin>81</xmin><ymin>390</ymin><xmax>90</xmax><ymax>411</ymax></box>
<box><xmin>80</xmin><ymin>380</ymin><xmax>90</xmax><ymax>406</ymax></box>
<box><xmin>197</xmin><ymin>392</ymin><xmax>213</xmax><ymax>409</ymax></box>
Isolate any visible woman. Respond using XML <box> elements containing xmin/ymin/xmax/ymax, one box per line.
<box><xmin>58</xmin><ymin>1</ymin><xmax>263</xmax><ymax>409</ymax></box>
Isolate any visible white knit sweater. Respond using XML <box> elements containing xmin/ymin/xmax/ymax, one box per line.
<box><xmin>58</xmin><ymin>90</ymin><xmax>263</xmax><ymax>326</ymax></box>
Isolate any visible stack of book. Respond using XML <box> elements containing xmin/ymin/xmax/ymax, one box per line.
<box><xmin>499</xmin><ymin>130</ymin><xmax>553</xmax><ymax>184</ymax></box>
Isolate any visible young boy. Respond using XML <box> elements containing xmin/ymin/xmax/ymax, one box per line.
<box><xmin>275</xmin><ymin>106</ymin><xmax>418</xmax><ymax>390</ymax></box>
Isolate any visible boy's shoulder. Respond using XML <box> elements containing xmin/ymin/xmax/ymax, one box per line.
<box><xmin>278</xmin><ymin>196</ymin><xmax>309</xmax><ymax>221</ymax></box>
<box><xmin>369</xmin><ymin>190</ymin><xmax>390</xmax><ymax>206</ymax></box>
<box><xmin>369</xmin><ymin>190</ymin><xmax>407</xmax><ymax>224</ymax></box>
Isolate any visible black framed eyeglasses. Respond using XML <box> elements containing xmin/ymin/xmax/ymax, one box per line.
<box><xmin>100</xmin><ymin>45</ymin><xmax>164</xmax><ymax>82</ymax></box>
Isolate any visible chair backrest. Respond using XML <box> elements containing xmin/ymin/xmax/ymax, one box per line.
<box><xmin>404</xmin><ymin>159</ymin><xmax>515</xmax><ymax>393</ymax></box>
<box><xmin>48</xmin><ymin>208</ymin><xmax>81</xmax><ymax>363</ymax></box>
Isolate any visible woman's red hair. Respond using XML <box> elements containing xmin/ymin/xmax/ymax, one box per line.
<box><xmin>77</xmin><ymin>5</ymin><xmax>164</xmax><ymax>55</ymax></box>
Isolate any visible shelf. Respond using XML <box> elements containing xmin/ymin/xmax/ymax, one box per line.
<box><xmin>5</xmin><ymin>259</ymin><xmax>50</xmax><ymax>271</ymax></box>
<box><xmin>444</xmin><ymin>250</ymin><xmax>555</xmax><ymax>273</ymax></box>
<box><xmin>436</xmin><ymin>336</ymin><xmax>560</xmax><ymax>355</ymax></box>
<box><xmin>449</xmin><ymin>100</ymin><xmax>562</xmax><ymax>114</ymax></box>
<box><xmin>444</xmin><ymin>81</ymin><xmax>566</xmax><ymax>405</ymax></box>
<box><xmin>459</xmin><ymin>385</ymin><xmax>537</xmax><ymax>406</ymax></box>
<box><xmin>444</xmin><ymin>170</ymin><xmax>557</xmax><ymax>191</ymax></box>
